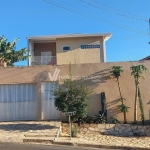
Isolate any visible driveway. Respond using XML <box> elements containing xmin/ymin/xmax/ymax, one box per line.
<box><xmin>0</xmin><ymin>121</ymin><xmax>60</xmax><ymax>143</ymax></box>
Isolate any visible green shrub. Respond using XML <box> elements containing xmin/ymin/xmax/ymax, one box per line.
<box><xmin>54</xmin><ymin>64</ymin><xmax>92</xmax><ymax>122</ymax></box>
<box><xmin>71</xmin><ymin>126</ymin><xmax>78</xmax><ymax>137</ymax></box>
<box><xmin>112</xmin><ymin>117</ymin><xmax>120</xmax><ymax>124</ymax></box>
<box><xmin>78</xmin><ymin>113</ymin><xmax>106</xmax><ymax>124</ymax></box>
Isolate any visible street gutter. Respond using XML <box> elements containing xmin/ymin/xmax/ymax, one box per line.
<box><xmin>23</xmin><ymin>139</ymin><xmax>150</xmax><ymax>150</ymax></box>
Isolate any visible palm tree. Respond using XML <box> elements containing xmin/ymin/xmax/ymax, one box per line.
<box><xmin>111</xmin><ymin>66</ymin><xmax>129</xmax><ymax>124</ymax></box>
<box><xmin>130</xmin><ymin>65</ymin><xmax>147</xmax><ymax>124</ymax></box>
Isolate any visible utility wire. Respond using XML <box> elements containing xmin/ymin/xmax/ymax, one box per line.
<box><xmin>79</xmin><ymin>0</ymin><xmax>148</xmax><ymax>22</ymax></box>
<box><xmin>43</xmin><ymin>0</ymin><xmax>149</xmax><ymax>36</ymax></box>
<box><xmin>112</xmin><ymin>35</ymin><xmax>149</xmax><ymax>40</ymax></box>
<box><xmin>57</xmin><ymin>0</ymin><xmax>150</xmax><ymax>39</ymax></box>
<box><xmin>91</xmin><ymin>0</ymin><xmax>148</xmax><ymax>21</ymax></box>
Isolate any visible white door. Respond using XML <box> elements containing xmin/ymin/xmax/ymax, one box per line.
<box><xmin>0</xmin><ymin>85</ymin><xmax>15</xmax><ymax>121</ymax></box>
<box><xmin>15</xmin><ymin>84</ymin><xmax>38</xmax><ymax>120</ymax></box>
<box><xmin>41</xmin><ymin>82</ymin><xmax>60</xmax><ymax>120</ymax></box>
<box><xmin>0</xmin><ymin>84</ymin><xmax>38</xmax><ymax>121</ymax></box>
<box><xmin>41</xmin><ymin>52</ymin><xmax>52</xmax><ymax>65</ymax></box>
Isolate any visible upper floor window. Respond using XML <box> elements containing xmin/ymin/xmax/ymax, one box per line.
<box><xmin>62</xmin><ymin>46</ymin><xmax>70</xmax><ymax>51</ymax></box>
<box><xmin>81</xmin><ymin>44</ymin><xmax>100</xmax><ymax>49</ymax></box>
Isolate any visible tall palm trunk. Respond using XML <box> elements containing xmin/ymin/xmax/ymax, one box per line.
<box><xmin>134</xmin><ymin>78</ymin><xmax>138</xmax><ymax>124</ymax></box>
<box><xmin>138</xmin><ymin>86</ymin><xmax>145</xmax><ymax>124</ymax></box>
<box><xmin>117</xmin><ymin>78</ymin><xmax>122</xmax><ymax>98</ymax></box>
<box><xmin>117</xmin><ymin>78</ymin><xmax>127</xmax><ymax>124</ymax></box>
<box><xmin>124</xmin><ymin>112</ymin><xmax>127</xmax><ymax>124</ymax></box>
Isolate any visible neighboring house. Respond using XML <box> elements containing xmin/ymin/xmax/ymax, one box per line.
<box><xmin>140</xmin><ymin>55</ymin><xmax>150</xmax><ymax>61</ymax></box>
<box><xmin>27</xmin><ymin>33</ymin><xmax>112</xmax><ymax>66</ymax></box>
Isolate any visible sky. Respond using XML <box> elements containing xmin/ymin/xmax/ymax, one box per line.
<box><xmin>0</xmin><ymin>0</ymin><xmax>150</xmax><ymax>66</ymax></box>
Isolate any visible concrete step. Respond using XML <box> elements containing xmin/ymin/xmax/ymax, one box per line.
<box><xmin>28</xmin><ymin>131</ymin><xmax>58</xmax><ymax>134</ymax></box>
<box><xmin>23</xmin><ymin>137</ymin><xmax>54</xmax><ymax>143</ymax></box>
<box><xmin>29</xmin><ymin>129</ymin><xmax>58</xmax><ymax>133</ymax></box>
<box><xmin>25</xmin><ymin>133</ymin><xmax>57</xmax><ymax>137</ymax></box>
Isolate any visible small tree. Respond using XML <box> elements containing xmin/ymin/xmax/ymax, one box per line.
<box><xmin>0</xmin><ymin>36</ymin><xmax>28</xmax><ymax>66</ymax></box>
<box><xmin>130</xmin><ymin>65</ymin><xmax>147</xmax><ymax>124</ymax></box>
<box><xmin>111</xmin><ymin>66</ymin><xmax>129</xmax><ymax>124</ymax></box>
<box><xmin>54</xmin><ymin>65</ymin><xmax>92</xmax><ymax>122</ymax></box>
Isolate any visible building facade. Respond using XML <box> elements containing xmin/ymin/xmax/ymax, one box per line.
<box><xmin>27</xmin><ymin>33</ymin><xmax>112</xmax><ymax>66</ymax></box>
<box><xmin>0</xmin><ymin>62</ymin><xmax>149</xmax><ymax>123</ymax></box>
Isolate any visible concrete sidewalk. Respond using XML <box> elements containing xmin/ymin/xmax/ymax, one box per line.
<box><xmin>55</xmin><ymin>134</ymin><xmax>150</xmax><ymax>149</ymax></box>
<box><xmin>23</xmin><ymin>133</ymin><xmax>150</xmax><ymax>149</ymax></box>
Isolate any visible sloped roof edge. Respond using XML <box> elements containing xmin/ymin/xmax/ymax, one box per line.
<box><xmin>140</xmin><ymin>55</ymin><xmax>150</xmax><ymax>61</ymax></box>
<box><xmin>27</xmin><ymin>33</ymin><xmax>112</xmax><ymax>41</ymax></box>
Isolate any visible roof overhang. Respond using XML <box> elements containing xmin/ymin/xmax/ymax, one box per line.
<box><xmin>27</xmin><ymin>33</ymin><xmax>112</xmax><ymax>42</ymax></box>
<box><xmin>140</xmin><ymin>55</ymin><xmax>150</xmax><ymax>61</ymax></box>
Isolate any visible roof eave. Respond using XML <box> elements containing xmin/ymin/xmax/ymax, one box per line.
<box><xmin>26</xmin><ymin>33</ymin><xmax>112</xmax><ymax>41</ymax></box>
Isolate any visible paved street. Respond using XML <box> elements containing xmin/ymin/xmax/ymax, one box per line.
<box><xmin>0</xmin><ymin>143</ymin><xmax>121</xmax><ymax>150</ymax></box>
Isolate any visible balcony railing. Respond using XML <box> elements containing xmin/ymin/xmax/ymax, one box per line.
<box><xmin>30</xmin><ymin>56</ymin><xmax>56</xmax><ymax>66</ymax></box>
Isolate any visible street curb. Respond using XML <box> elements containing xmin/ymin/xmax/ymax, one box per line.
<box><xmin>52</xmin><ymin>141</ymin><xmax>150</xmax><ymax>150</ymax></box>
<box><xmin>23</xmin><ymin>139</ymin><xmax>150</xmax><ymax>150</ymax></box>
<box><xmin>23</xmin><ymin>139</ymin><xmax>53</xmax><ymax>144</ymax></box>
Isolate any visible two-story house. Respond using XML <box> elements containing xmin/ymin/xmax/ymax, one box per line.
<box><xmin>27</xmin><ymin>33</ymin><xmax>112</xmax><ymax>66</ymax></box>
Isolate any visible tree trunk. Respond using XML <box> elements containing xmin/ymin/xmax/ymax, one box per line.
<box><xmin>134</xmin><ymin>81</ymin><xmax>138</xmax><ymax>124</ymax></box>
<box><xmin>124</xmin><ymin>112</ymin><xmax>127</xmax><ymax>124</ymax></box>
<box><xmin>117</xmin><ymin>78</ymin><xmax>127</xmax><ymax>123</ymax></box>
<box><xmin>117</xmin><ymin>78</ymin><xmax>122</xmax><ymax>98</ymax></box>
<box><xmin>138</xmin><ymin>86</ymin><xmax>145</xmax><ymax>125</ymax></box>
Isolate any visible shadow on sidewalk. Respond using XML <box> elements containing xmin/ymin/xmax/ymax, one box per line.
<box><xmin>0</xmin><ymin>123</ymin><xmax>58</xmax><ymax>131</ymax></box>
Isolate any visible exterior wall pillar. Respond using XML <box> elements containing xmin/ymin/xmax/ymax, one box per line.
<box><xmin>37</xmin><ymin>82</ymin><xmax>42</xmax><ymax>120</ymax></box>
<box><xmin>100</xmin><ymin>37</ymin><xmax>106</xmax><ymax>62</ymax></box>
<box><xmin>28</xmin><ymin>40</ymin><xmax>34</xmax><ymax>66</ymax></box>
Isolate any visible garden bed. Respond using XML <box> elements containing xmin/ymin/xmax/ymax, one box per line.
<box><xmin>62</xmin><ymin>123</ymin><xmax>150</xmax><ymax>137</ymax></box>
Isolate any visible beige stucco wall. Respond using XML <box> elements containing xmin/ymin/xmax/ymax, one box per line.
<box><xmin>0</xmin><ymin>61</ymin><xmax>150</xmax><ymax>123</ymax></box>
<box><xmin>56</xmin><ymin>37</ymin><xmax>103</xmax><ymax>64</ymax></box>
<box><xmin>57</xmin><ymin>49</ymin><xmax>100</xmax><ymax>64</ymax></box>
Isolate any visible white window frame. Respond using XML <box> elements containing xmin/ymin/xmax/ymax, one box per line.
<box><xmin>81</xmin><ymin>44</ymin><xmax>100</xmax><ymax>49</ymax></box>
<box><xmin>62</xmin><ymin>45</ymin><xmax>71</xmax><ymax>51</ymax></box>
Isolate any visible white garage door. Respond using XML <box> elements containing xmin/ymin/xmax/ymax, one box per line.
<box><xmin>41</xmin><ymin>82</ymin><xmax>60</xmax><ymax>120</ymax></box>
<box><xmin>0</xmin><ymin>84</ymin><xmax>38</xmax><ymax>121</ymax></box>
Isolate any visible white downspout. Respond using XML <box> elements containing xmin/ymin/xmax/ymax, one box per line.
<box><xmin>100</xmin><ymin>36</ymin><xmax>106</xmax><ymax>62</ymax></box>
<box><xmin>103</xmin><ymin>36</ymin><xmax>106</xmax><ymax>62</ymax></box>
<box><xmin>27</xmin><ymin>39</ymin><xmax>30</xmax><ymax>66</ymax></box>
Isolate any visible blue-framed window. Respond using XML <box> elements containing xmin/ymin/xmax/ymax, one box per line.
<box><xmin>62</xmin><ymin>46</ymin><xmax>70</xmax><ymax>51</ymax></box>
<box><xmin>81</xmin><ymin>44</ymin><xmax>100</xmax><ymax>49</ymax></box>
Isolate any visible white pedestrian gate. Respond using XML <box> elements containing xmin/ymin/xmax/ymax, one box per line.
<box><xmin>41</xmin><ymin>82</ymin><xmax>60</xmax><ymax>120</ymax></box>
<box><xmin>0</xmin><ymin>84</ymin><xmax>38</xmax><ymax>121</ymax></box>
